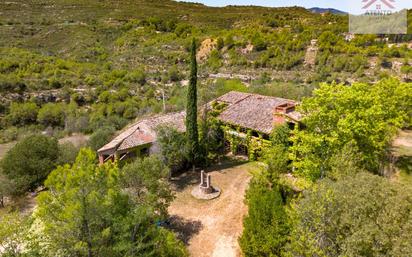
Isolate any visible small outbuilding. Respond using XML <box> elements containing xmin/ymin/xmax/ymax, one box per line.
<box><xmin>97</xmin><ymin>111</ymin><xmax>185</xmax><ymax>164</ymax></box>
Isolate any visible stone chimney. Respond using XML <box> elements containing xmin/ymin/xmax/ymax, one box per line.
<box><xmin>273</xmin><ymin>102</ymin><xmax>296</xmax><ymax>124</ymax></box>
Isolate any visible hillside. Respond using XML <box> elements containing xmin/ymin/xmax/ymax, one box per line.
<box><xmin>0</xmin><ymin>0</ymin><xmax>412</xmax><ymax>142</ymax></box>
<box><xmin>309</xmin><ymin>7</ymin><xmax>347</xmax><ymax>15</ymax></box>
<box><xmin>1</xmin><ymin>2</ymin><xmax>412</xmax><ymax>256</ymax></box>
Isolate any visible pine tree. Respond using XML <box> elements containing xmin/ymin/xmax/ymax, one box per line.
<box><xmin>186</xmin><ymin>38</ymin><xmax>200</xmax><ymax>165</ymax></box>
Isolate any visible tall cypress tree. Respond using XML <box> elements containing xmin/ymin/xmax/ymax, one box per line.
<box><xmin>186</xmin><ymin>38</ymin><xmax>200</xmax><ymax>165</ymax></box>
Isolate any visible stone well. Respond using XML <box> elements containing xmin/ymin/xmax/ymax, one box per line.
<box><xmin>191</xmin><ymin>170</ymin><xmax>221</xmax><ymax>200</ymax></box>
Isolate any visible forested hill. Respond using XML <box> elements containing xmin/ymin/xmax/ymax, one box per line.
<box><xmin>1</xmin><ymin>0</ymin><xmax>411</xmax><ymax>75</ymax></box>
<box><xmin>309</xmin><ymin>7</ymin><xmax>347</xmax><ymax>15</ymax></box>
<box><xmin>1</xmin><ymin>0</ymin><xmax>412</xmax><ymax>143</ymax></box>
<box><xmin>0</xmin><ymin>0</ymin><xmax>329</xmax><ymax>57</ymax></box>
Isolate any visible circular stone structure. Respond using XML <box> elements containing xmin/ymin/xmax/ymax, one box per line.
<box><xmin>191</xmin><ymin>186</ymin><xmax>221</xmax><ymax>200</ymax></box>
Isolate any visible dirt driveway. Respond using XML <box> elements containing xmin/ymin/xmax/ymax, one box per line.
<box><xmin>168</xmin><ymin>160</ymin><xmax>255</xmax><ymax>257</ymax></box>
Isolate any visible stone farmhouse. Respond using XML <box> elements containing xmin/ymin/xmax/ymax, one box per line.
<box><xmin>97</xmin><ymin>91</ymin><xmax>301</xmax><ymax>164</ymax></box>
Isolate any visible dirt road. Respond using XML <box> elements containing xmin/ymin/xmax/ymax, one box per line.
<box><xmin>168</xmin><ymin>161</ymin><xmax>254</xmax><ymax>257</ymax></box>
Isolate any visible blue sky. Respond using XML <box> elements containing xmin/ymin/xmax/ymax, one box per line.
<box><xmin>179</xmin><ymin>0</ymin><xmax>411</xmax><ymax>14</ymax></box>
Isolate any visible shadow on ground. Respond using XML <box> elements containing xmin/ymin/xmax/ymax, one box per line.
<box><xmin>396</xmin><ymin>155</ymin><xmax>412</xmax><ymax>174</ymax></box>
<box><xmin>168</xmin><ymin>215</ymin><xmax>203</xmax><ymax>245</ymax></box>
<box><xmin>170</xmin><ymin>158</ymin><xmax>248</xmax><ymax>192</ymax></box>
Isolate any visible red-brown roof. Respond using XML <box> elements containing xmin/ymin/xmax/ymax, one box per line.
<box><xmin>217</xmin><ymin>92</ymin><xmax>298</xmax><ymax>134</ymax></box>
<box><xmin>98</xmin><ymin>91</ymin><xmax>301</xmax><ymax>155</ymax></box>
<box><xmin>98</xmin><ymin>111</ymin><xmax>185</xmax><ymax>154</ymax></box>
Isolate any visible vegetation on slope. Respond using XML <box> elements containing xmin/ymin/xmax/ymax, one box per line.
<box><xmin>1</xmin><ymin>0</ymin><xmax>411</xmax><ymax>143</ymax></box>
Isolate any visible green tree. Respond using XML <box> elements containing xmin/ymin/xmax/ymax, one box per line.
<box><xmin>88</xmin><ymin>127</ymin><xmax>115</xmax><ymax>151</ymax></box>
<box><xmin>36</xmin><ymin>149</ymin><xmax>187</xmax><ymax>257</ymax></box>
<box><xmin>57</xmin><ymin>142</ymin><xmax>80</xmax><ymax>166</ymax></box>
<box><xmin>285</xmin><ymin>173</ymin><xmax>412</xmax><ymax>257</ymax></box>
<box><xmin>318</xmin><ymin>31</ymin><xmax>339</xmax><ymax>51</ymax></box>
<box><xmin>156</xmin><ymin>126</ymin><xmax>188</xmax><ymax>171</ymax></box>
<box><xmin>198</xmin><ymin>106</ymin><xmax>224</xmax><ymax>165</ymax></box>
<box><xmin>224</xmin><ymin>35</ymin><xmax>234</xmax><ymax>49</ymax></box>
<box><xmin>126</xmin><ymin>69</ymin><xmax>146</xmax><ymax>85</ymax></box>
<box><xmin>186</xmin><ymin>38</ymin><xmax>200</xmax><ymax>165</ymax></box>
<box><xmin>216</xmin><ymin>37</ymin><xmax>224</xmax><ymax>50</ymax></box>
<box><xmin>0</xmin><ymin>212</ymin><xmax>34</xmax><ymax>256</ymax></box>
<box><xmin>6</xmin><ymin>102</ymin><xmax>39</xmax><ymax>126</ymax></box>
<box><xmin>37</xmin><ymin>102</ymin><xmax>66</xmax><ymax>127</ymax></box>
<box><xmin>239</xmin><ymin>176</ymin><xmax>289</xmax><ymax>257</ymax></box>
<box><xmin>121</xmin><ymin>155</ymin><xmax>174</xmax><ymax>217</ymax></box>
<box><xmin>1</xmin><ymin>135</ymin><xmax>59</xmax><ymax>195</ymax></box>
<box><xmin>290</xmin><ymin>79</ymin><xmax>412</xmax><ymax>179</ymax></box>
<box><xmin>206</xmin><ymin>49</ymin><xmax>222</xmax><ymax>72</ymax></box>
<box><xmin>270</xmin><ymin>124</ymin><xmax>291</xmax><ymax>149</ymax></box>
<box><xmin>263</xmin><ymin>145</ymin><xmax>289</xmax><ymax>180</ymax></box>
<box><xmin>0</xmin><ymin>173</ymin><xmax>14</xmax><ymax>207</ymax></box>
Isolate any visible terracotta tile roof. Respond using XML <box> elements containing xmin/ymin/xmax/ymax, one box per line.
<box><xmin>215</xmin><ymin>91</ymin><xmax>251</xmax><ymax>105</ymax></box>
<box><xmin>217</xmin><ymin>92</ymin><xmax>297</xmax><ymax>134</ymax></box>
<box><xmin>98</xmin><ymin>91</ymin><xmax>301</xmax><ymax>155</ymax></box>
<box><xmin>117</xmin><ymin>129</ymin><xmax>155</xmax><ymax>151</ymax></box>
<box><xmin>97</xmin><ymin>111</ymin><xmax>185</xmax><ymax>154</ymax></box>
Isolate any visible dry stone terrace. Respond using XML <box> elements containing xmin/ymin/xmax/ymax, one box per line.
<box><xmin>97</xmin><ymin>91</ymin><xmax>301</xmax><ymax>163</ymax></box>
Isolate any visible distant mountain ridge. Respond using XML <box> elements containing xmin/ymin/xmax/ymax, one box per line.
<box><xmin>309</xmin><ymin>7</ymin><xmax>347</xmax><ymax>15</ymax></box>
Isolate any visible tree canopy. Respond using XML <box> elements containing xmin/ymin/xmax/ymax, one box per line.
<box><xmin>286</xmin><ymin>173</ymin><xmax>412</xmax><ymax>257</ymax></box>
<box><xmin>290</xmin><ymin>78</ymin><xmax>412</xmax><ymax>179</ymax></box>
<box><xmin>239</xmin><ymin>176</ymin><xmax>289</xmax><ymax>257</ymax></box>
<box><xmin>35</xmin><ymin>148</ymin><xmax>187</xmax><ymax>257</ymax></box>
<box><xmin>1</xmin><ymin>134</ymin><xmax>59</xmax><ymax>195</ymax></box>
<box><xmin>156</xmin><ymin>125</ymin><xmax>188</xmax><ymax>171</ymax></box>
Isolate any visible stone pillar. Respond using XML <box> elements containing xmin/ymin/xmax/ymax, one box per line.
<box><xmin>200</xmin><ymin>170</ymin><xmax>205</xmax><ymax>186</ymax></box>
<box><xmin>207</xmin><ymin>174</ymin><xmax>211</xmax><ymax>188</ymax></box>
<box><xmin>98</xmin><ymin>154</ymin><xmax>104</xmax><ymax>165</ymax></box>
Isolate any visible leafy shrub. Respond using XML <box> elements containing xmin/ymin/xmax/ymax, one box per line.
<box><xmin>57</xmin><ymin>142</ymin><xmax>80</xmax><ymax>165</ymax></box>
<box><xmin>156</xmin><ymin>126</ymin><xmax>188</xmax><ymax>172</ymax></box>
<box><xmin>126</xmin><ymin>70</ymin><xmax>146</xmax><ymax>85</ymax></box>
<box><xmin>174</xmin><ymin>23</ymin><xmax>192</xmax><ymax>37</ymax></box>
<box><xmin>0</xmin><ymin>135</ymin><xmax>59</xmax><ymax>195</ymax></box>
<box><xmin>167</xmin><ymin>65</ymin><xmax>181</xmax><ymax>82</ymax></box>
<box><xmin>0</xmin><ymin>173</ymin><xmax>14</xmax><ymax>207</ymax></box>
<box><xmin>37</xmin><ymin>103</ymin><xmax>66</xmax><ymax>127</ymax></box>
<box><xmin>401</xmin><ymin>64</ymin><xmax>412</xmax><ymax>75</ymax></box>
<box><xmin>206</xmin><ymin>49</ymin><xmax>222</xmax><ymax>72</ymax></box>
<box><xmin>263</xmin><ymin>145</ymin><xmax>289</xmax><ymax>179</ymax></box>
<box><xmin>88</xmin><ymin>127</ymin><xmax>116</xmax><ymax>151</ymax></box>
<box><xmin>286</xmin><ymin>173</ymin><xmax>412</xmax><ymax>256</ymax></box>
<box><xmin>251</xmin><ymin>33</ymin><xmax>267</xmax><ymax>51</ymax></box>
<box><xmin>0</xmin><ymin>127</ymin><xmax>18</xmax><ymax>143</ymax></box>
<box><xmin>270</xmin><ymin>124</ymin><xmax>291</xmax><ymax>148</ymax></box>
<box><xmin>216</xmin><ymin>37</ymin><xmax>224</xmax><ymax>50</ymax></box>
<box><xmin>0</xmin><ymin>212</ymin><xmax>33</xmax><ymax>255</ymax></box>
<box><xmin>239</xmin><ymin>176</ymin><xmax>289</xmax><ymax>256</ymax></box>
<box><xmin>6</xmin><ymin>102</ymin><xmax>39</xmax><ymax>126</ymax></box>
<box><xmin>121</xmin><ymin>155</ymin><xmax>173</xmax><ymax>216</ymax></box>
